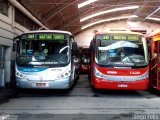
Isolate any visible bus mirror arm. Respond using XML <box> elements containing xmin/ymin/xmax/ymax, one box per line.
<box><xmin>72</xmin><ymin>42</ymin><xmax>78</xmax><ymax>51</ymax></box>
<box><xmin>13</xmin><ymin>36</ymin><xmax>20</xmax><ymax>52</ymax></box>
<box><xmin>13</xmin><ymin>36</ymin><xmax>20</xmax><ymax>42</ymax></box>
<box><xmin>13</xmin><ymin>43</ymin><xmax>16</xmax><ymax>52</ymax></box>
<box><xmin>72</xmin><ymin>42</ymin><xmax>78</xmax><ymax>56</ymax></box>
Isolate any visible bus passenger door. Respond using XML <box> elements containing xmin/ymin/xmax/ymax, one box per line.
<box><xmin>71</xmin><ymin>42</ymin><xmax>80</xmax><ymax>82</ymax></box>
<box><xmin>157</xmin><ymin>42</ymin><xmax>160</xmax><ymax>88</ymax></box>
<box><xmin>149</xmin><ymin>41</ymin><xmax>160</xmax><ymax>89</ymax></box>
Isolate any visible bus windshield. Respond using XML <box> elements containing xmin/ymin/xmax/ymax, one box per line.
<box><xmin>95</xmin><ymin>33</ymin><xmax>148</xmax><ymax>67</ymax></box>
<box><xmin>16</xmin><ymin>33</ymin><xmax>70</xmax><ymax>66</ymax></box>
<box><xmin>81</xmin><ymin>48</ymin><xmax>90</xmax><ymax>64</ymax></box>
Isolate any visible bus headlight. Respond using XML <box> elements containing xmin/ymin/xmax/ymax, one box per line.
<box><xmin>94</xmin><ymin>67</ymin><xmax>101</xmax><ymax>77</ymax></box>
<box><xmin>94</xmin><ymin>67</ymin><xmax>107</xmax><ymax>79</ymax></box>
<box><xmin>16</xmin><ymin>72</ymin><xmax>25</xmax><ymax>78</ymax></box>
<box><xmin>57</xmin><ymin>69</ymin><xmax>71</xmax><ymax>79</ymax></box>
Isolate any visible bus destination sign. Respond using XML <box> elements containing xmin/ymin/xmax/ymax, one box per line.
<box><xmin>38</xmin><ymin>34</ymin><xmax>65</xmax><ymax>40</ymax></box>
<box><xmin>101</xmin><ymin>34</ymin><xmax>139</xmax><ymax>41</ymax></box>
<box><xmin>22</xmin><ymin>33</ymin><xmax>65</xmax><ymax>40</ymax></box>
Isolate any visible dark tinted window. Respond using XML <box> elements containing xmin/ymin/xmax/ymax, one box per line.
<box><xmin>0</xmin><ymin>0</ymin><xmax>8</xmax><ymax>16</ymax></box>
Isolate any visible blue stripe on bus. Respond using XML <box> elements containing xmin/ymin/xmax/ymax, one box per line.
<box><xmin>17</xmin><ymin>66</ymin><xmax>48</xmax><ymax>72</ymax></box>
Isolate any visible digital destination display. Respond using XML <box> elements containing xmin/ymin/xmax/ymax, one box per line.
<box><xmin>101</xmin><ymin>34</ymin><xmax>139</xmax><ymax>41</ymax></box>
<box><xmin>21</xmin><ymin>33</ymin><xmax>66</xmax><ymax>40</ymax></box>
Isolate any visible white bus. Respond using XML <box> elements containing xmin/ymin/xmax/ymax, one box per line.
<box><xmin>14</xmin><ymin>30</ymin><xmax>80</xmax><ymax>89</ymax></box>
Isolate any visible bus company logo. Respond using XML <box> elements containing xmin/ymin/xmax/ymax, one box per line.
<box><xmin>114</xmin><ymin>67</ymin><xmax>131</xmax><ymax>69</ymax></box>
<box><xmin>107</xmin><ymin>71</ymin><xmax>117</xmax><ymax>74</ymax></box>
<box><xmin>51</xmin><ymin>69</ymin><xmax>62</xmax><ymax>71</ymax></box>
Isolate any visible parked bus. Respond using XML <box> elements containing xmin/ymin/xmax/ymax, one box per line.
<box><xmin>89</xmin><ymin>31</ymin><xmax>149</xmax><ymax>90</ymax></box>
<box><xmin>80</xmin><ymin>48</ymin><xmax>90</xmax><ymax>73</ymax></box>
<box><xmin>147</xmin><ymin>29</ymin><xmax>160</xmax><ymax>91</ymax></box>
<box><xmin>14</xmin><ymin>30</ymin><xmax>80</xmax><ymax>89</ymax></box>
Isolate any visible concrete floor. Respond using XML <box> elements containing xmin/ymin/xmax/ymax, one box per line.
<box><xmin>0</xmin><ymin>75</ymin><xmax>160</xmax><ymax>120</ymax></box>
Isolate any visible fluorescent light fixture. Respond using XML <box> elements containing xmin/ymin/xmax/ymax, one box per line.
<box><xmin>80</xmin><ymin>6</ymin><xmax>139</xmax><ymax>22</ymax></box>
<box><xmin>145</xmin><ymin>7</ymin><xmax>160</xmax><ymax>19</ymax></box>
<box><xmin>78</xmin><ymin>0</ymin><xmax>98</xmax><ymax>8</ymax></box>
<box><xmin>81</xmin><ymin>15</ymin><xmax>138</xmax><ymax>30</ymax></box>
<box><xmin>147</xmin><ymin>17</ymin><xmax>160</xmax><ymax>21</ymax></box>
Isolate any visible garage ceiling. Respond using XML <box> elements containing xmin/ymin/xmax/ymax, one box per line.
<box><xmin>17</xmin><ymin>0</ymin><xmax>160</xmax><ymax>35</ymax></box>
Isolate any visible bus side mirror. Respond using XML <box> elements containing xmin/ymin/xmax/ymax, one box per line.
<box><xmin>72</xmin><ymin>42</ymin><xmax>78</xmax><ymax>56</ymax></box>
<box><xmin>13</xmin><ymin>36</ymin><xmax>19</xmax><ymax>52</ymax></box>
<box><xmin>72</xmin><ymin>42</ymin><xmax>78</xmax><ymax>51</ymax></box>
<box><xmin>14</xmin><ymin>41</ymin><xmax>20</xmax><ymax>53</ymax></box>
<box><xmin>13</xmin><ymin>42</ymin><xmax>16</xmax><ymax>52</ymax></box>
<box><xmin>91</xmin><ymin>44</ymin><xmax>95</xmax><ymax>50</ymax></box>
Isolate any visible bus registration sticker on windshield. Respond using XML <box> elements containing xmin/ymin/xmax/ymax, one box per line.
<box><xmin>118</xmin><ymin>84</ymin><xmax>128</xmax><ymax>88</ymax></box>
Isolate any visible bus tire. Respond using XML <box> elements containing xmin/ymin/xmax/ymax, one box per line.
<box><xmin>91</xmin><ymin>84</ymin><xmax>97</xmax><ymax>92</ymax></box>
<box><xmin>15</xmin><ymin>87</ymin><xmax>22</xmax><ymax>94</ymax></box>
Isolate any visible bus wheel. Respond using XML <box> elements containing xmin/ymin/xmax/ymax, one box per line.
<box><xmin>90</xmin><ymin>77</ymin><xmax>96</xmax><ymax>91</ymax></box>
<box><xmin>15</xmin><ymin>87</ymin><xmax>22</xmax><ymax>94</ymax></box>
<box><xmin>91</xmin><ymin>84</ymin><xmax>97</xmax><ymax>92</ymax></box>
<box><xmin>147</xmin><ymin>85</ymin><xmax>155</xmax><ymax>92</ymax></box>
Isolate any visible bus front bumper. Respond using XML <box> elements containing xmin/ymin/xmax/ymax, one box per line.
<box><xmin>16</xmin><ymin>77</ymin><xmax>71</xmax><ymax>89</ymax></box>
<box><xmin>93</xmin><ymin>77</ymin><xmax>149</xmax><ymax>90</ymax></box>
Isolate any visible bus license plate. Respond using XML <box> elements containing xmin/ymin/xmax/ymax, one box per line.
<box><xmin>118</xmin><ymin>84</ymin><xmax>128</xmax><ymax>88</ymax></box>
<box><xmin>36</xmin><ymin>83</ymin><xmax>47</xmax><ymax>87</ymax></box>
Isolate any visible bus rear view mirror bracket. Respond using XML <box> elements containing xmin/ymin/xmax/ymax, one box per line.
<box><xmin>13</xmin><ymin>36</ymin><xmax>19</xmax><ymax>52</ymax></box>
<box><xmin>72</xmin><ymin>42</ymin><xmax>78</xmax><ymax>51</ymax></box>
<box><xmin>72</xmin><ymin>42</ymin><xmax>78</xmax><ymax>56</ymax></box>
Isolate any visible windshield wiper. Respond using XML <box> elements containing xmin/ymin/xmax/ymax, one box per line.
<box><xmin>123</xmin><ymin>49</ymin><xmax>137</xmax><ymax>66</ymax></box>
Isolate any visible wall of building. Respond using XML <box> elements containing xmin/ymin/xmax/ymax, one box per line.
<box><xmin>75</xmin><ymin>20</ymin><xmax>160</xmax><ymax>47</ymax></box>
<box><xmin>0</xmin><ymin>2</ymin><xmax>32</xmax><ymax>88</ymax></box>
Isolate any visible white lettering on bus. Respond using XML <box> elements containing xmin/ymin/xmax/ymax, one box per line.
<box><xmin>130</xmin><ymin>71</ymin><xmax>140</xmax><ymax>75</ymax></box>
<box><xmin>107</xmin><ymin>71</ymin><xmax>117</xmax><ymax>74</ymax></box>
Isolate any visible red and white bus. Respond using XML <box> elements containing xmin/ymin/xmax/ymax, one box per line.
<box><xmin>89</xmin><ymin>31</ymin><xmax>149</xmax><ymax>90</ymax></box>
<box><xmin>80</xmin><ymin>48</ymin><xmax>90</xmax><ymax>73</ymax></box>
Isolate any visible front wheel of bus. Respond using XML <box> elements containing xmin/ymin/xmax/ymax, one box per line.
<box><xmin>90</xmin><ymin>77</ymin><xmax>96</xmax><ymax>91</ymax></box>
<box><xmin>91</xmin><ymin>84</ymin><xmax>97</xmax><ymax>92</ymax></box>
<box><xmin>68</xmin><ymin>74</ymin><xmax>76</xmax><ymax>91</ymax></box>
<box><xmin>15</xmin><ymin>87</ymin><xmax>23</xmax><ymax>94</ymax></box>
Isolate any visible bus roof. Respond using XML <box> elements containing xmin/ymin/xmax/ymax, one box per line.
<box><xmin>23</xmin><ymin>30</ymin><xmax>73</xmax><ymax>35</ymax></box>
<box><xmin>95</xmin><ymin>31</ymin><xmax>143</xmax><ymax>36</ymax></box>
